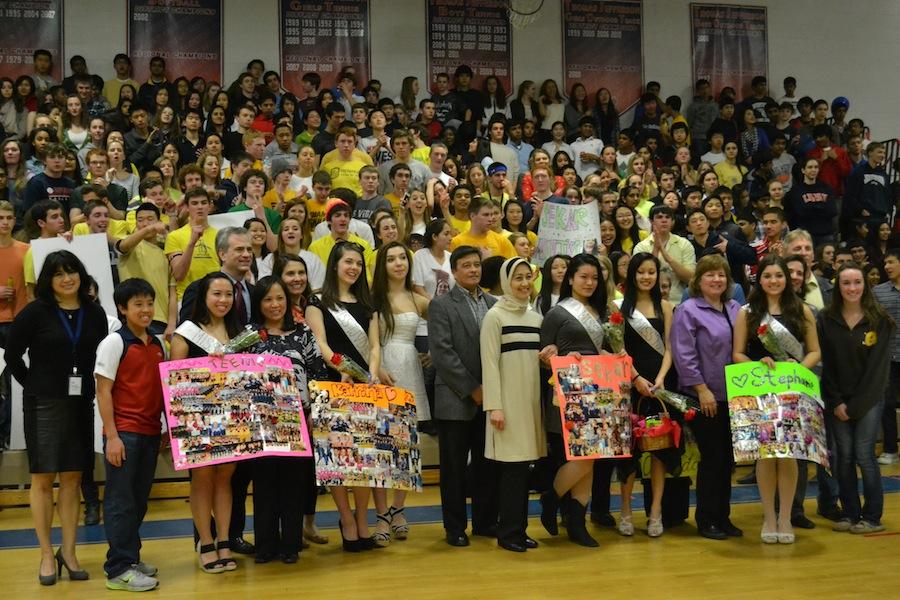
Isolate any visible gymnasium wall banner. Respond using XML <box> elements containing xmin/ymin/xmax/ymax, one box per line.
<box><xmin>690</xmin><ymin>3</ymin><xmax>768</xmax><ymax>98</ymax></box>
<box><xmin>562</xmin><ymin>0</ymin><xmax>643</xmax><ymax>111</ymax></box>
<box><xmin>127</xmin><ymin>0</ymin><xmax>223</xmax><ymax>83</ymax></box>
<box><xmin>280</xmin><ymin>0</ymin><xmax>371</xmax><ymax>95</ymax></box>
<box><xmin>426</xmin><ymin>0</ymin><xmax>512</xmax><ymax>92</ymax></box>
<box><xmin>0</xmin><ymin>0</ymin><xmax>64</xmax><ymax>80</ymax></box>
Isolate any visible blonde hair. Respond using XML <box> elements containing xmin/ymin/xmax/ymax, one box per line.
<box><xmin>596</xmin><ymin>254</ymin><xmax>618</xmax><ymax>305</ymax></box>
<box><xmin>688</xmin><ymin>253</ymin><xmax>733</xmax><ymax>300</ymax></box>
<box><xmin>397</xmin><ymin>189</ymin><xmax>431</xmax><ymax>243</ymax></box>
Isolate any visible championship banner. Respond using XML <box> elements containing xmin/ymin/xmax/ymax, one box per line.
<box><xmin>690</xmin><ymin>3</ymin><xmax>768</xmax><ymax>98</ymax></box>
<box><xmin>128</xmin><ymin>0</ymin><xmax>222</xmax><ymax>82</ymax></box>
<box><xmin>725</xmin><ymin>362</ymin><xmax>828</xmax><ymax>467</ymax></box>
<box><xmin>309</xmin><ymin>381</ymin><xmax>422</xmax><ymax>491</ymax></box>
<box><xmin>0</xmin><ymin>0</ymin><xmax>64</xmax><ymax>80</ymax></box>
<box><xmin>551</xmin><ymin>355</ymin><xmax>633</xmax><ymax>461</ymax></box>
<box><xmin>562</xmin><ymin>1</ymin><xmax>643</xmax><ymax>111</ymax></box>
<box><xmin>533</xmin><ymin>201</ymin><xmax>601</xmax><ymax>264</ymax></box>
<box><xmin>160</xmin><ymin>354</ymin><xmax>312</xmax><ymax>470</ymax></box>
<box><xmin>280</xmin><ymin>0</ymin><xmax>370</xmax><ymax>96</ymax></box>
<box><xmin>426</xmin><ymin>0</ymin><xmax>512</xmax><ymax>92</ymax></box>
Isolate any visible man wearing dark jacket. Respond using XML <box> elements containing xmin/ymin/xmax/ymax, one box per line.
<box><xmin>844</xmin><ymin>142</ymin><xmax>891</xmax><ymax>230</ymax></box>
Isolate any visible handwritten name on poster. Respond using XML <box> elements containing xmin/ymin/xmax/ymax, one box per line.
<box><xmin>552</xmin><ymin>354</ymin><xmax>633</xmax><ymax>461</ymax></box>
<box><xmin>310</xmin><ymin>381</ymin><xmax>422</xmax><ymax>491</ymax></box>
<box><xmin>725</xmin><ymin>362</ymin><xmax>828</xmax><ymax>467</ymax></box>
<box><xmin>160</xmin><ymin>353</ymin><xmax>311</xmax><ymax>470</ymax></box>
<box><xmin>533</xmin><ymin>201</ymin><xmax>601</xmax><ymax>264</ymax></box>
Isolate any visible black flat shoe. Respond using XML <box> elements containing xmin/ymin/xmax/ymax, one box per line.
<box><xmin>523</xmin><ymin>536</ymin><xmax>538</xmax><ymax>549</ymax></box>
<box><xmin>698</xmin><ymin>525</ymin><xmax>728</xmax><ymax>540</ymax></box>
<box><xmin>590</xmin><ymin>512</ymin><xmax>616</xmax><ymax>527</ymax></box>
<box><xmin>254</xmin><ymin>552</ymin><xmax>275</xmax><ymax>564</ymax></box>
<box><xmin>38</xmin><ymin>560</ymin><xmax>56</xmax><ymax>586</ymax></box>
<box><xmin>360</xmin><ymin>536</ymin><xmax>380</xmax><ymax>550</ymax></box>
<box><xmin>498</xmin><ymin>540</ymin><xmax>527</xmax><ymax>553</ymax></box>
<box><xmin>445</xmin><ymin>531</ymin><xmax>470</xmax><ymax>547</ymax></box>
<box><xmin>280</xmin><ymin>552</ymin><xmax>299</xmax><ymax>564</ymax></box>
<box><xmin>339</xmin><ymin>522</ymin><xmax>362</xmax><ymax>552</ymax></box>
<box><xmin>84</xmin><ymin>502</ymin><xmax>101</xmax><ymax>526</ymax></box>
<box><xmin>791</xmin><ymin>515</ymin><xmax>816</xmax><ymax>529</ymax></box>
<box><xmin>721</xmin><ymin>521</ymin><xmax>743</xmax><ymax>537</ymax></box>
<box><xmin>229</xmin><ymin>537</ymin><xmax>255</xmax><ymax>554</ymax></box>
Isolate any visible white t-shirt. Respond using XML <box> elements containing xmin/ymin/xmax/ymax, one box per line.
<box><xmin>615</xmin><ymin>151</ymin><xmax>635</xmax><ymax>176</ymax></box>
<box><xmin>258</xmin><ymin>250</ymin><xmax>327</xmax><ymax>292</ymax></box>
<box><xmin>288</xmin><ymin>174</ymin><xmax>312</xmax><ymax>194</ymax></box>
<box><xmin>412</xmin><ymin>247</ymin><xmax>454</xmax><ymax>336</ymax></box>
<box><xmin>312</xmin><ymin>218</ymin><xmax>374</xmax><ymax>247</ymax></box>
<box><xmin>571</xmin><ymin>136</ymin><xmax>604</xmax><ymax>179</ymax></box>
<box><xmin>701</xmin><ymin>150</ymin><xmax>726</xmax><ymax>166</ymax></box>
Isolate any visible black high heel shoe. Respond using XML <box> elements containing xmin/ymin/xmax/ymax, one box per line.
<box><xmin>339</xmin><ymin>521</ymin><xmax>362</xmax><ymax>552</ymax></box>
<box><xmin>55</xmin><ymin>548</ymin><xmax>89</xmax><ymax>581</ymax></box>
<box><xmin>38</xmin><ymin>556</ymin><xmax>57</xmax><ymax>586</ymax></box>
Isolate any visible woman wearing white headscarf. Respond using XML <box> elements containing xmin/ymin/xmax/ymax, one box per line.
<box><xmin>480</xmin><ymin>257</ymin><xmax>546</xmax><ymax>552</ymax></box>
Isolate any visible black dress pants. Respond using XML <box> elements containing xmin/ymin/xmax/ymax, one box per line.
<box><xmin>252</xmin><ymin>457</ymin><xmax>303</xmax><ymax>555</ymax></box>
<box><xmin>496</xmin><ymin>460</ymin><xmax>530</xmax><ymax>544</ymax></box>
<box><xmin>688</xmin><ymin>403</ymin><xmax>734</xmax><ymax>529</ymax></box>
<box><xmin>437</xmin><ymin>413</ymin><xmax>498</xmax><ymax>534</ymax></box>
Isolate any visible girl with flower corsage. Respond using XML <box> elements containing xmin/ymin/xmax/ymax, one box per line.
<box><xmin>816</xmin><ymin>262</ymin><xmax>895</xmax><ymax>534</ymax></box>
<box><xmin>732</xmin><ymin>255</ymin><xmax>821</xmax><ymax>544</ymax></box>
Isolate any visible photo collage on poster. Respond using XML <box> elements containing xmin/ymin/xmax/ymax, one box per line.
<box><xmin>729</xmin><ymin>392</ymin><xmax>829</xmax><ymax>467</ymax></box>
<box><xmin>161</xmin><ymin>355</ymin><xmax>311</xmax><ymax>470</ymax></box>
<box><xmin>310</xmin><ymin>381</ymin><xmax>423</xmax><ymax>492</ymax></box>
<box><xmin>552</xmin><ymin>355</ymin><xmax>633</xmax><ymax>460</ymax></box>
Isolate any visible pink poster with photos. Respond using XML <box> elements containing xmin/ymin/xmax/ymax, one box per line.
<box><xmin>159</xmin><ymin>354</ymin><xmax>312</xmax><ymax>471</ymax></box>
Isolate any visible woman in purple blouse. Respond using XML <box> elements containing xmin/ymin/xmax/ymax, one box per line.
<box><xmin>671</xmin><ymin>253</ymin><xmax>742</xmax><ymax>541</ymax></box>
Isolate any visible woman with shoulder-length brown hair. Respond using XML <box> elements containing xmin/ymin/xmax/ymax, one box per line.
<box><xmin>671</xmin><ymin>253</ymin><xmax>742</xmax><ymax>541</ymax></box>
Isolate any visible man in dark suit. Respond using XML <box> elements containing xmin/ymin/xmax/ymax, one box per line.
<box><xmin>429</xmin><ymin>246</ymin><xmax>499</xmax><ymax>546</ymax></box>
<box><xmin>179</xmin><ymin>226</ymin><xmax>257</xmax><ymax>554</ymax></box>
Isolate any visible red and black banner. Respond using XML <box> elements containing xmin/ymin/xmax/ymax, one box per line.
<box><xmin>426</xmin><ymin>0</ymin><xmax>512</xmax><ymax>92</ymax></box>
<box><xmin>280</xmin><ymin>0</ymin><xmax>371</xmax><ymax>94</ymax></box>
<box><xmin>0</xmin><ymin>0</ymin><xmax>64</xmax><ymax>80</ymax></box>
<box><xmin>562</xmin><ymin>0</ymin><xmax>643</xmax><ymax>110</ymax></box>
<box><xmin>128</xmin><ymin>0</ymin><xmax>223</xmax><ymax>82</ymax></box>
<box><xmin>690</xmin><ymin>3</ymin><xmax>768</xmax><ymax>98</ymax></box>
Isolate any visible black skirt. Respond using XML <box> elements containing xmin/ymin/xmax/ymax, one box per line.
<box><xmin>23</xmin><ymin>394</ymin><xmax>93</xmax><ymax>473</ymax></box>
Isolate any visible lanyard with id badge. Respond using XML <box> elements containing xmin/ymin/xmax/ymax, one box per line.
<box><xmin>56</xmin><ymin>307</ymin><xmax>85</xmax><ymax>396</ymax></box>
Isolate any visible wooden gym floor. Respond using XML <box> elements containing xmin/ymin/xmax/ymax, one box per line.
<box><xmin>0</xmin><ymin>464</ymin><xmax>898</xmax><ymax>599</ymax></box>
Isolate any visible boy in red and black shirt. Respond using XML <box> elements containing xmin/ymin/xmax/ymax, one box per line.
<box><xmin>94</xmin><ymin>278</ymin><xmax>166</xmax><ymax>592</ymax></box>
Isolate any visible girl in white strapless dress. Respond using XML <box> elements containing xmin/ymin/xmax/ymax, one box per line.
<box><xmin>371</xmin><ymin>242</ymin><xmax>431</xmax><ymax>546</ymax></box>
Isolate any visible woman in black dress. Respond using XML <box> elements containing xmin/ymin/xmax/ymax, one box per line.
<box><xmin>305</xmin><ymin>241</ymin><xmax>383</xmax><ymax>552</ymax></box>
<box><xmin>170</xmin><ymin>273</ymin><xmax>243</xmax><ymax>574</ymax></box>
<box><xmin>618</xmin><ymin>252</ymin><xmax>679</xmax><ymax>538</ymax></box>
<box><xmin>733</xmin><ymin>255</ymin><xmax>820</xmax><ymax>544</ymax></box>
<box><xmin>6</xmin><ymin>251</ymin><xmax>107</xmax><ymax>585</ymax></box>
<box><xmin>248</xmin><ymin>276</ymin><xmax>328</xmax><ymax>563</ymax></box>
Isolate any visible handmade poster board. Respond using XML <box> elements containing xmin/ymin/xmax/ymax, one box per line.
<box><xmin>725</xmin><ymin>362</ymin><xmax>828</xmax><ymax>467</ymax></box>
<box><xmin>551</xmin><ymin>354</ymin><xmax>633</xmax><ymax>460</ymax></box>
<box><xmin>309</xmin><ymin>381</ymin><xmax>422</xmax><ymax>491</ymax></box>
<box><xmin>533</xmin><ymin>201</ymin><xmax>601</xmax><ymax>264</ymax></box>
<box><xmin>159</xmin><ymin>353</ymin><xmax>311</xmax><ymax>470</ymax></box>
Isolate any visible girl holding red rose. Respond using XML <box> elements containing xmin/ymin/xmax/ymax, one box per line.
<box><xmin>733</xmin><ymin>255</ymin><xmax>821</xmax><ymax>544</ymax></box>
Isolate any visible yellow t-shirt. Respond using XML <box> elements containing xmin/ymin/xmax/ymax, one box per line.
<box><xmin>308</xmin><ymin>233</ymin><xmax>375</xmax><ymax>281</ymax></box>
<box><xmin>320</xmin><ymin>156</ymin><xmax>368</xmax><ymax>196</ymax></box>
<box><xmin>306</xmin><ymin>198</ymin><xmax>329</xmax><ymax>230</ymax></box>
<box><xmin>262</xmin><ymin>188</ymin><xmax>298</xmax><ymax>210</ymax></box>
<box><xmin>164</xmin><ymin>224</ymin><xmax>220</xmax><ymax>299</ymax></box>
<box><xmin>447</xmin><ymin>213</ymin><xmax>471</xmax><ymax>236</ymax></box>
<box><xmin>118</xmin><ymin>239</ymin><xmax>174</xmax><ymax>324</ymax></box>
<box><xmin>449</xmin><ymin>229</ymin><xmax>516</xmax><ymax>259</ymax></box>
<box><xmin>73</xmin><ymin>219</ymin><xmax>131</xmax><ymax>238</ymax></box>
<box><xmin>411</xmin><ymin>146</ymin><xmax>431</xmax><ymax>165</ymax></box>
<box><xmin>320</xmin><ymin>148</ymin><xmax>372</xmax><ymax>167</ymax></box>
<box><xmin>384</xmin><ymin>192</ymin><xmax>404</xmax><ymax>218</ymax></box>
<box><xmin>23</xmin><ymin>246</ymin><xmax>35</xmax><ymax>285</ymax></box>
<box><xmin>125</xmin><ymin>209</ymin><xmax>171</xmax><ymax>233</ymax></box>
<box><xmin>714</xmin><ymin>161</ymin><xmax>748</xmax><ymax>189</ymax></box>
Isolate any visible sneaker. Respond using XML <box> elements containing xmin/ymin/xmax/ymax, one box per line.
<box><xmin>616</xmin><ymin>515</ymin><xmax>634</xmax><ymax>536</ymax></box>
<box><xmin>832</xmin><ymin>518</ymin><xmax>853</xmax><ymax>532</ymax></box>
<box><xmin>849</xmin><ymin>520</ymin><xmax>886</xmax><ymax>534</ymax></box>
<box><xmin>106</xmin><ymin>568</ymin><xmax>159</xmax><ymax>592</ymax></box>
<box><xmin>133</xmin><ymin>562</ymin><xmax>158</xmax><ymax>577</ymax></box>
<box><xmin>877</xmin><ymin>453</ymin><xmax>899</xmax><ymax>465</ymax></box>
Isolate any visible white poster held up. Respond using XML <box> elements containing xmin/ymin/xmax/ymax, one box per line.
<box><xmin>31</xmin><ymin>234</ymin><xmax>116</xmax><ymax>315</ymax></box>
<box><xmin>533</xmin><ymin>202</ymin><xmax>601</xmax><ymax>264</ymax></box>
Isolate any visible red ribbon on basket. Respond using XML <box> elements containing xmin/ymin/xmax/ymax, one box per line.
<box><xmin>632</xmin><ymin>415</ymin><xmax>682</xmax><ymax>448</ymax></box>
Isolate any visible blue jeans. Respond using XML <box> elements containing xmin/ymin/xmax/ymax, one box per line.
<box><xmin>816</xmin><ymin>416</ymin><xmax>841</xmax><ymax>511</ymax></box>
<box><xmin>0</xmin><ymin>323</ymin><xmax>11</xmax><ymax>446</ymax></box>
<box><xmin>103</xmin><ymin>432</ymin><xmax>160</xmax><ymax>579</ymax></box>
<box><xmin>831</xmin><ymin>401</ymin><xmax>884</xmax><ymax>524</ymax></box>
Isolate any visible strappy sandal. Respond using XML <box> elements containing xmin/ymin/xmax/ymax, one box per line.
<box><xmin>389</xmin><ymin>506</ymin><xmax>409</xmax><ymax>540</ymax></box>
<box><xmin>198</xmin><ymin>543</ymin><xmax>225</xmax><ymax>574</ymax></box>
<box><xmin>374</xmin><ymin>512</ymin><xmax>392</xmax><ymax>547</ymax></box>
<box><xmin>215</xmin><ymin>541</ymin><xmax>238</xmax><ymax>571</ymax></box>
<box><xmin>303</xmin><ymin>526</ymin><xmax>329</xmax><ymax>545</ymax></box>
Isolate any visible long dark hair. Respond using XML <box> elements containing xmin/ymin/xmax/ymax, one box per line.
<box><xmin>273</xmin><ymin>253</ymin><xmax>310</xmax><ymax>311</ymax></box>
<box><xmin>482</xmin><ymin>75</ymin><xmax>507</xmax><ymax>109</ymax></box>
<box><xmin>189</xmin><ymin>272</ymin><xmax>242</xmax><ymax>338</ymax></box>
<box><xmin>746</xmin><ymin>255</ymin><xmax>808</xmax><ymax>338</ymax></box>
<box><xmin>320</xmin><ymin>240</ymin><xmax>372</xmax><ymax>312</ymax></box>
<box><xmin>34</xmin><ymin>250</ymin><xmax>93</xmax><ymax>306</ymax></box>
<box><xmin>620</xmin><ymin>252</ymin><xmax>663</xmax><ymax>319</ymax></box>
<box><xmin>251</xmin><ymin>276</ymin><xmax>295</xmax><ymax>332</ymax></box>
<box><xmin>538</xmin><ymin>254</ymin><xmax>570</xmax><ymax>314</ymax></box>
<box><xmin>828</xmin><ymin>261</ymin><xmax>893</xmax><ymax>329</ymax></box>
<box><xmin>558</xmin><ymin>253</ymin><xmax>608</xmax><ymax>319</ymax></box>
<box><xmin>501</xmin><ymin>199</ymin><xmax>528</xmax><ymax>234</ymax></box>
<box><xmin>370</xmin><ymin>241</ymin><xmax>414</xmax><ymax>340</ymax></box>
<box><xmin>612</xmin><ymin>203</ymin><xmax>642</xmax><ymax>251</ymax></box>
